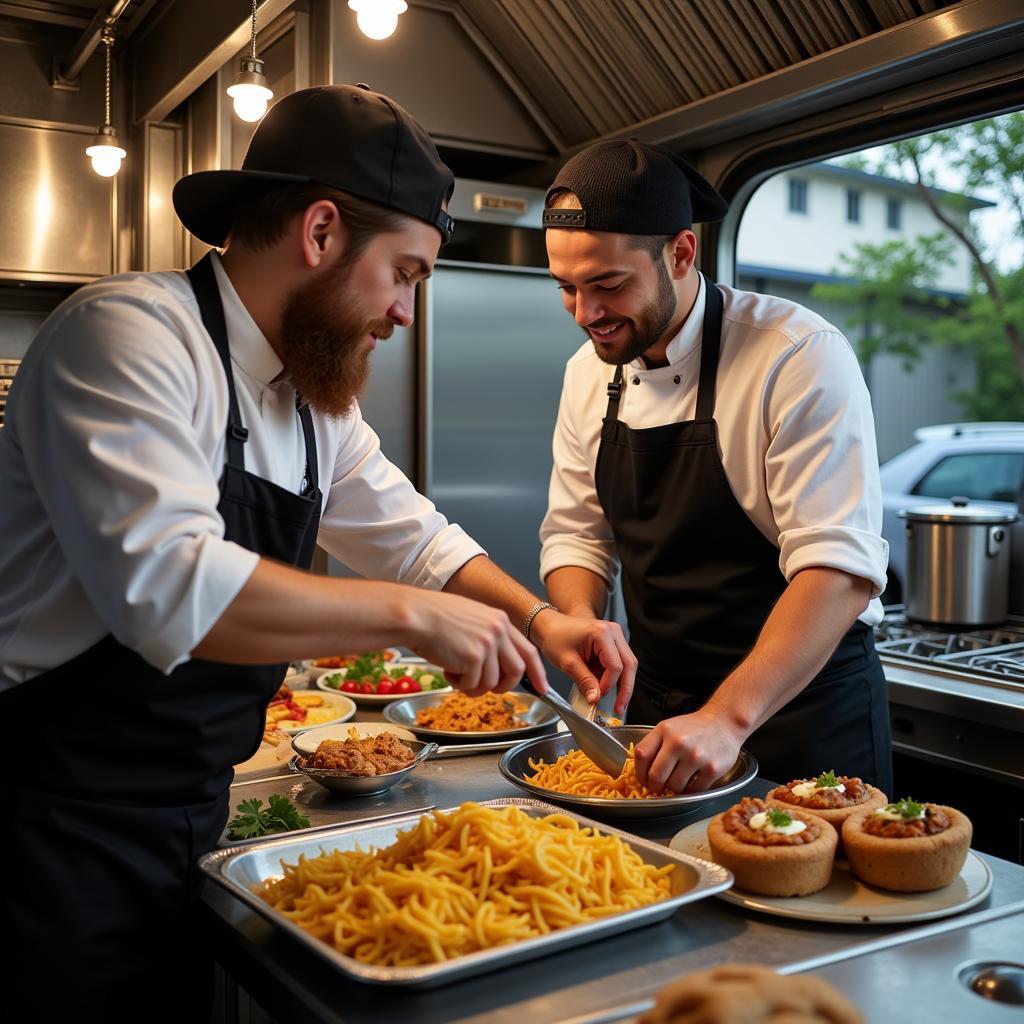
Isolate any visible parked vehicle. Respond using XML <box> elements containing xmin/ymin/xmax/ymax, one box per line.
<box><xmin>880</xmin><ymin>423</ymin><xmax>1024</xmax><ymax>604</ymax></box>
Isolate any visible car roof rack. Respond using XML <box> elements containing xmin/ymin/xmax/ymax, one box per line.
<box><xmin>914</xmin><ymin>422</ymin><xmax>1024</xmax><ymax>441</ymax></box>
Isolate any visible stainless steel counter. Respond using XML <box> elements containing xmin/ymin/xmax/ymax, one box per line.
<box><xmin>207</xmin><ymin>738</ymin><xmax>1024</xmax><ymax>1024</ymax></box>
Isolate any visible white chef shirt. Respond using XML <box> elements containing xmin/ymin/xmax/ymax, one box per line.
<box><xmin>0</xmin><ymin>253</ymin><xmax>484</xmax><ymax>688</ymax></box>
<box><xmin>540</xmin><ymin>275</ymin><xmax>888</xmax><ymax>626</ymax></box>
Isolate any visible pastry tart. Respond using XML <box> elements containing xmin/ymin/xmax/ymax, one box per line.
<box><xmin>766</xmin><ymin>771</ymin><xmax>887</xmax><ymax>850</ymax></box>
<box><xmin>707</xmin><ymin>796</ymin><xmax>838</xmax><ymax>897</ymax></box>
<box><xmin>842</xmin><ymin>798</ymin><xmax>972</xmax><ymax>892</ymax></box>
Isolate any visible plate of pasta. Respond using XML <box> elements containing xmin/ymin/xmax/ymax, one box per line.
<box><xmin>198</xmin><ymin>798</ymin><xmax>732</xmax><ymax>987</ymax></box>
<box><xmin>383</xmin><ymin>690</ymin><xmax>559</xmax><ymax>740</ymax></box>
<box><xmin>499</xmin><ymin>727</ymin><xmax>759</xmax><ymax>820</ymax></box>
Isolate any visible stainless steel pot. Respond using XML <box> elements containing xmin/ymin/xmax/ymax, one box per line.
<box><xmin>900</xmin><ymin>498</ymin><xmax>1019</xmax><ymax>627</ymax></box>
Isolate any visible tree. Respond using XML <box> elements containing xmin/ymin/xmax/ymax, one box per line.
<box><xmin>811</xmin><ymin>114</ymin><xmax>1024</xmax><ymax>419</ymax></box>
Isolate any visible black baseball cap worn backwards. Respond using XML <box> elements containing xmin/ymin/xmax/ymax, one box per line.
<box><xmin>542</xmin><ymin>138</ymin><xmax>728</xmax><ymax>234</ymax></box>
<box><xmin>173</xmin><ymin>84</ymin><xmax>455</xmax><ymax>247</ymax></box>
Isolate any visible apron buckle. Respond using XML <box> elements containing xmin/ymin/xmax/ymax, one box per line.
<box><xmin>229</xmin><ymin>423</ymin><xmax>249</xmax><ymax>443</ymax></box>
<box><xmin>606</xmin><ymin>380</ymin><xmax>622</xmax><ymax>400</ymax></box>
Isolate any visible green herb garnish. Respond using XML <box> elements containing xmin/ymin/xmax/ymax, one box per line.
<box><xmin>766</xmin><ymin>809</ymin><xmax>793</xmax><ymax>828</ymax></box>
<box><xmin>227</xmin><ymin>794</ymin><xmax>310</xmax><ymax>840</ymax></box>
<box><xmin>884</xmin><ymin>797</ymin><xmax>924</xmax><ymax>820</ymax></box>
<box><xmin>815</xmin><ymin>770</ymin><xmax>841</xmax><ymax>788</ymax></box>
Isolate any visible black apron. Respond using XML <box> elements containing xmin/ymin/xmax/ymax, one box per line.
<box><xmin>595</xmin><ymin>276</ymin><xmax>892</xmax><ymax>792</ymax></box>
<box><xmin>2</xmin><ymin>252</ymin><xmax>323</xmax><ymax>1021</ymax></box>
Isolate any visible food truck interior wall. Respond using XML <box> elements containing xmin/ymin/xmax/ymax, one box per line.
<box><xmin>1</xmin><ymin>1</ymin><xmax>1023</xmax><ymax>662</ymax></box>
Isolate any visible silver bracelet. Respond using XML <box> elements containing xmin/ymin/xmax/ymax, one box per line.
<box><xmin>523</xmin><ymin>601</ymin><xmax>557</xmax><ymax>642</ymax></box>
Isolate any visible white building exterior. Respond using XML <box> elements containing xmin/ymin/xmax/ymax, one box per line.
<box><xmin>736</xmin><ymin>162</ymin><xmax>994</xmax><ymax>461</ymax></box>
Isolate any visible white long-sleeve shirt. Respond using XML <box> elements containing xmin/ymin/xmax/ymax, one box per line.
<box><xmin>540</xmin><ymin>275</ymin><xmax>888</xmax><ymax>625</ymax></box>
<box><xmin>0</xmin><ymin>253</ymin><xmax>484</xmax><ymax>688</ymax></box>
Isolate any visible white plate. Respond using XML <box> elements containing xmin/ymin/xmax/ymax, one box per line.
<box><xmin>670</xmin><ymin>817</ymin><xmax>993</xmax><ymax>925</ymax></box>
<box><xmin>316</xmin><ymin>659</ymin><xmax>451</xmax><ymax>705</ymax></box>
<box><xmin>290</xmin><ymin>720</ymin><xmax>418</xmax><ymax>756</ymax></box>
<box><xmin>268</xmin><ymin>691</ymin><xmax>356</xmax><ymax>735</ymax></box>
<box><xmin>305</xmin><ymin>648</ymin><xmax>403</xmax><ymax>681</ymax></box>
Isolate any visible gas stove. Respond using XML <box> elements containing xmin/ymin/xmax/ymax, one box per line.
<box><xmin>875</xmin><ymin>607</ymin><xmax>1024</xmax><ymax>690</ymax></box>
<box><xmin>876</xmin><ymin>607</ymin><xmax>1024</xmax><ymax>862</ymax></box>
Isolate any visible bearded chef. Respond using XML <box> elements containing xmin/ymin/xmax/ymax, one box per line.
<box><xmin>537</xmin><ymin>139</ymin><xmax>893</xmax><ymax>798</ymax></box>
<box><xmin>0</xmin><ymin>86</ymin><xmax>633</xmax><ymax>1020</ymax></box>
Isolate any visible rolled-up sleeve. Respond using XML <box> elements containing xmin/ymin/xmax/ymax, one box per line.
<box><xmin>539</xmin><ymin>365</ymin><xmax>619</xmax><ymax>587</ymax></box>
<box><xmin>316</xmin><ymin>410</ymin><xmax>485</xmax><ymax>590</ymax></box>
<box><xmin>765</xmin><ymin>331</ymin><xmax>889</xmax><ymax>595</ymax></box>
<box><xmin>17</xmin><ymin>299</ymin><xmax>260</xmax><ymax>673</ymax></box>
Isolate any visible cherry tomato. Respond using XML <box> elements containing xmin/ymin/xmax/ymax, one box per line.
<box><xmin>340</xmin><ymin>680</ymin><xmax>359</xmax><ymax>693</ymax></box>
<box><xmin>375</xmin><ymin>678</ymin><xmax>396</xmax><ymax>695</ymax></box>
<box><xmin>359</xmin><ymin>682</ymin><xmax>375</xmax><ymax>694</ymax></box>
<box><xmin>395</xmin><ymin>677</ymin><xmax>422</xmax><ymax>694</ymax></box>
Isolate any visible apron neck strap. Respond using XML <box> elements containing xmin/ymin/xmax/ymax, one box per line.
<box><xmin>604</xmin><ymin>364</ymin><xmax>625</xmax><ymax>418</ymax></box>
<box><xmin>186</xmin><ymin>253</ymin><xmax>248</xmax><ymax>470</ymax></box>
<box><xmin>295</xmin><ymin>396</ymin><xmax>319</xmax><ymax>494</ymax></box>
<box><xmin>695</xmin><ymin>275</ymin><xmax>724</xmax><ymax>422</ymax></box>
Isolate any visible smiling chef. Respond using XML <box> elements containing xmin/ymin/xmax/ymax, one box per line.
<box><xmin>0</xmin><ymin>85</ymin><xmax>632</xmax><ymax>1020</ymax></box>
<box><xmin>537</xmin><ymin>139</ymin><xmax>893</xmax><ymax>797</ymax></box>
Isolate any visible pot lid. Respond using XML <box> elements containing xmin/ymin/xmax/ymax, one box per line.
<box><xmin>899</xmin><ymin>497</ymin><xmax>1019</xmax><ymax>524</ymax></box>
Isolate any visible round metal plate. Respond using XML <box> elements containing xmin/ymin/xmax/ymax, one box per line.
<box><xmin>383</xmin><ymin>691</ymin><xmax>559</xmax><ymax>741</ymax></box>
<box><xmin>499</xmin><ymin>727</ymin><xmax>758</xmax><ymax>820</ymax></box>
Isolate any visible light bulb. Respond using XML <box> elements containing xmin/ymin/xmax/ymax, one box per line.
<box><xmin>227</xmin><ymin>82</ymin><xmax>273</xmax><ymax>122</ymax></box>
<box><xmin>349</xmin><ymin>0</ymin><xmax>407</xmax><ymax>40</ymax></box>
<box><xmin>86</xmin><ymin>141</ymin><xmax>126</xmax><ymax>178</ymax></box>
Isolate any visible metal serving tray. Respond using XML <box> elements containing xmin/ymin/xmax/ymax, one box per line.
<box><xmin>383</xmin><ymin>691</ymin><xmax>560</xmax><ymax>740</ymax></box>
<box><xmin>199</xmin><ymin>797</ymin><xmax>732</xmax><ymax>989</ymax></box>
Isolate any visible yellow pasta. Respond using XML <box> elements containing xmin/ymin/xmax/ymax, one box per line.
<box><xmin>525</xmin><ymin>745</ymin><xmax>676</xmax><ymax>799</ymax></box>
<box><xmin>254</xmin><ymin>802</ymin><xmax>674</xmax><ymax>966</ymax></box>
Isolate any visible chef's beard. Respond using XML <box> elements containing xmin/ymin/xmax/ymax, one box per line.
<box><xmin>588</xmin><ymin>257</ymin><xmax>677</xmax><ymax>366</ymax></box>
<box><xmin>279</xmin><ymin>262</ymin><xmax>394</xmax><ymax>419</ymax></box>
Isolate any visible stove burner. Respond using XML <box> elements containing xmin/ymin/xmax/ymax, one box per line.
<box><xmin>875</xmin><ymin>606</ymin><xmax>1024</xmax><ymax>686</ymax></box>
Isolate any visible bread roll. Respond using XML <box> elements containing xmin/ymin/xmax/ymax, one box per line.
<box><xmin>842</xmin><ymin>801</ymin><xmax>972</xmax><ymax>892</ymax></box>
<box><xmin>707</xmin><ymin>797</ymin><xmax>838</xmax><ymax>897</ymax></box>
<box><xmin>636</xmin><ymin>963</ymin><xmax>864</xmax><ymax>1024</ymax></box>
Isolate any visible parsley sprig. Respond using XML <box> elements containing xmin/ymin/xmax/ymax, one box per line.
<box><xmin>227</xmin><ymin>794</ymin><xmax>310</xmax><ymax>840</ymax></box>
<box><xmin>766</xmin><ymin>809</ymin><xmax>793</xmax><ymax>827</ymax></box>
<box><xmin>884</xmin><ymin>797</ymin><xmax>924</xmax><ymax>820</ymax></box>
<box><xmin>815</xmin><ymin>770</ymin><xmax>841</xmax><ymax>788</ymax></box>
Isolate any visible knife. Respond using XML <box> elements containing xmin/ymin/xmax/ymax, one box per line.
<box><xmin>518</xmin><ymin>677</ymin><xmax>629</xmax><ymax>779</ymax></box>
<box><xmin>568</xmin><ymin>683</ymin><xmax>614</xmax><ymax>727</ymax></box>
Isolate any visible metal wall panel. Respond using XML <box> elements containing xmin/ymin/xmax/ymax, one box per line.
<box><xmin>0</xmin><ymin>121</ymin><xmax>113</xmax><ymax>281</ymax></box>
<box><xmin>428</xmin><ymin>263</ymin><xmax>583</xmax><ymax>592</ymax></box>
<box><xmin>141</xmin><ymin>121</ymin><xmax>184</xmax><ymax>270</ymax></box>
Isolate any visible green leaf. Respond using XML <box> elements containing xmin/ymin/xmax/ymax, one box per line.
<box><xmin>815</xmin><ymin>770</ymin><xmax>841</xmax><ymax>788</ymax></box>
<box><xmin>226</xmin><ymin>795</ymin><xmax>309</xmax><ymax>840</ymax></box>
<box><xmin>766</xmin><ymin>809</ymin><xmax>793</xmax><ymax>828</ymax></box>
<box><xmin>885</xmin><ymin>797</ymin><xmax>925</xmax><ymax>819</ymax></box>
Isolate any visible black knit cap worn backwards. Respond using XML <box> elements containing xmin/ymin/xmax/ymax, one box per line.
<box><xmin>173</xmin><ymin>84</ymin><xmax>455</xmax><ymax>247</ymax></box>
<box><xmin>543</xmin><ymin>138</ymin><xmax>728</xmax><ymax>234</ymax></box>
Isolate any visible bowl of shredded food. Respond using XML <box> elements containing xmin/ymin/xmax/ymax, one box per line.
<box><xmin>289</xmin><ymin>727</ymin><xmax>437</xmax><ymax>796</ymax></box>
<box><xmin>499</xmin><ymin>726</ymin><xmax>759</xmax><ymax>820</ymax></box>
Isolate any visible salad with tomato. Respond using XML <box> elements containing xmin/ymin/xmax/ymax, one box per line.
<box><xmin>322</xmin><ymin>653</ymin><xmax>448</xmax><ymax>697</ymax></box>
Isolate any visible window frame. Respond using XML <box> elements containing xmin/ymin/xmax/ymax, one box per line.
<box><xmin>788</xmin><ymin>177</ymin><xmax>808</xmax><ymax>214</ymax></box>
<box><xmin>846</xmin><ymin>188</ymin><xmax>862</xmax><ymax>224</ymax></box>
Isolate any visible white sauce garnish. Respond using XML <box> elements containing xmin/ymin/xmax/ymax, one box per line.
<box><xmin>791</xmin><ymin>780</ymin><xmax>846</xmax><ymax>798</ymax></box>
<box><xmin>750</xmin><ymin>811</ymin><xmax>807</xmax><ymax>836</ymax></box>
<box><xmin>873</xmin><ymin>806</ymin><xmax>926</xmax><ymax>822</ymax></box>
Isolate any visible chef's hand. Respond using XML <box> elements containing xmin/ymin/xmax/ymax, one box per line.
<box><xmin>633</xmin><ymin>706</ymin><xmax>748</xmax><ymax>794</ymax></box>
<box><xmin>531</xmin><ymin>611</ymin><xmax>636</xmax><ymax>717</ymax></box>
<box><xmin>407</xmin><ymin>590</ymin><xmax>547</xmax><ymax>697</ymax></box>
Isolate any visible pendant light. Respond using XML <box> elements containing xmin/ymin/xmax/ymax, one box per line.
<box><xmin>227</xmin><ymin>0</ymin><xmax>273</xmax><ymax>122</ymax></box>
<box><xmin>348</xmin><ymin>0</ymin><xmax>408</xmax><ymax>40</ymax></box>
<box><xmin>85</xmin><ymin>27</ymin><xmax>126</xmax><ymax>178</ymax></box>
